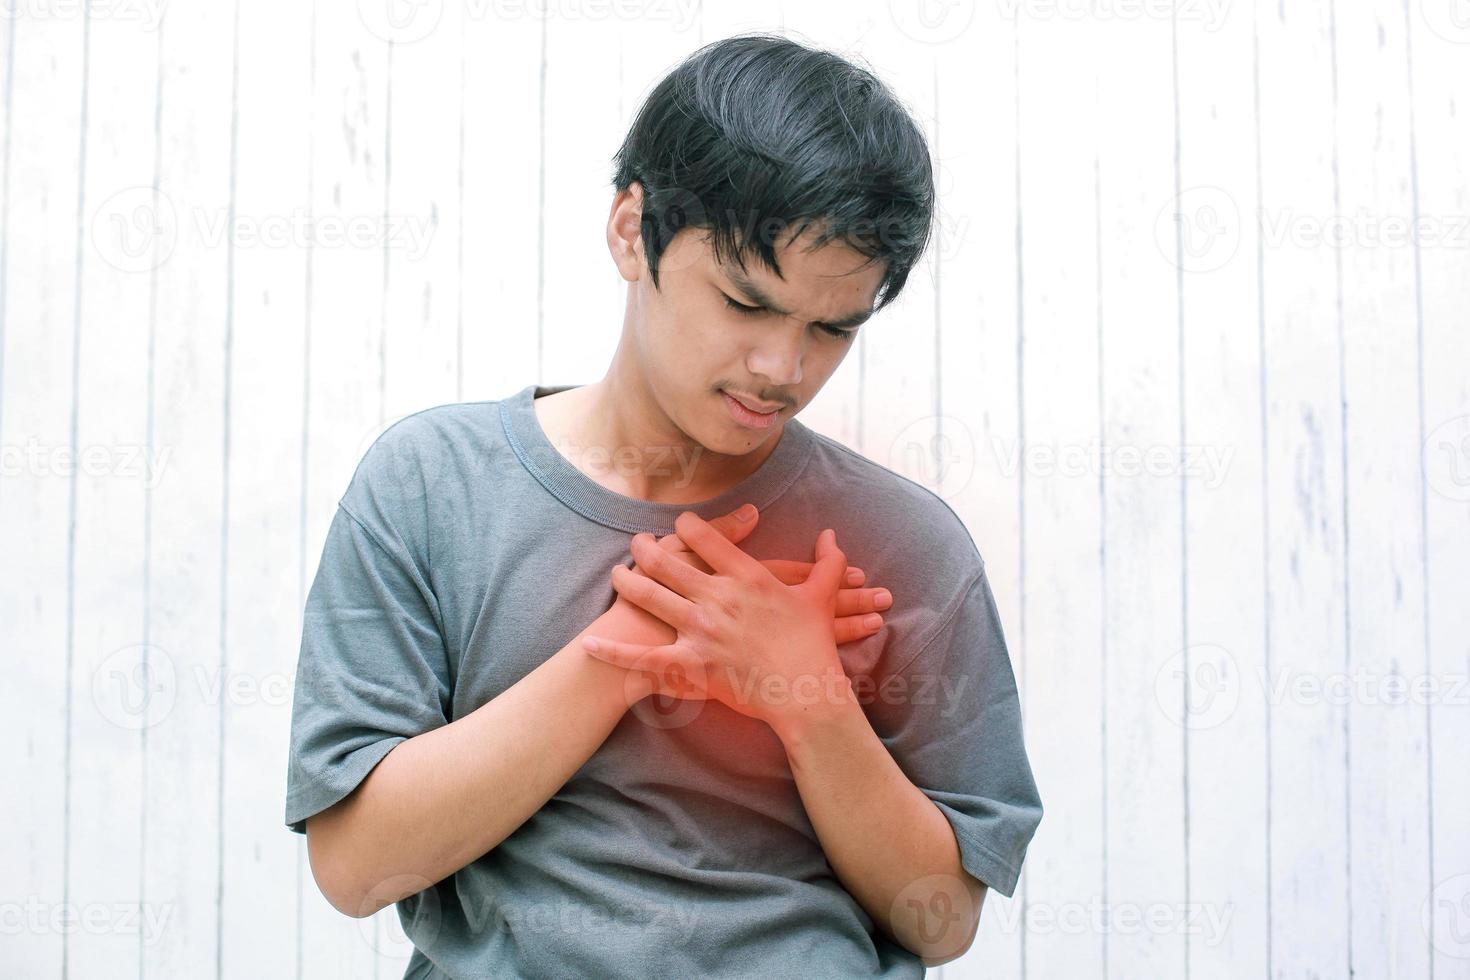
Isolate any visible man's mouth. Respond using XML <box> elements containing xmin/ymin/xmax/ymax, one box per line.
<box><xmin>720</xmin><ymin>389</ymin><xmax>782</xmax><ymax>428</ymax></box>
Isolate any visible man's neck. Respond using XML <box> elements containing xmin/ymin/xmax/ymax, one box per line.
<box><xmin>532</xmin><ymin>373</ymin><xmax>783</xmax><ymax>504</ymax></box>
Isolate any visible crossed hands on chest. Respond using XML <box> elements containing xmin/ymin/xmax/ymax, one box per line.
<box><xmin>581</xmin><ymin>503</ymin><xmax>893</xmax><ymax>733</ymax></box>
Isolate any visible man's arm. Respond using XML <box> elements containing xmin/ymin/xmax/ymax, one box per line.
<box><xmin>299</xmin><ymin>505</ymin><xmax>764</xmax><ymax>920</ymax></box>
<box><xmin>772</xmin><ymin>683</ymin><xmax>988</xmax><ymax>967</ymax></box>
<box><xmin>304</xmin><ymin>592</ymin><xmax>673</xmax><ymax>919</ymax></box>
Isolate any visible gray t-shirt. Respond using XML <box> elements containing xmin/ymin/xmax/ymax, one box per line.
<box><xmin>285</xmin><ymin>382</ymin><xmax>1043</xmax><ymax>979</ymax></box>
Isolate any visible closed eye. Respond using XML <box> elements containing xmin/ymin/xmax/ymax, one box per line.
<box><xmin>721</xmin><ymin>294</ymin><xmax>856</xmax><ymax>340</ymax></box>
<box><xmin>721</xmin><ymin>294</ymin><xmax>764</xmax><ymax>316</ymax></box>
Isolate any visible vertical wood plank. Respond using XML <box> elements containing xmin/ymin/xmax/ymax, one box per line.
<box><xmin>142</xmin><ymin>1</ymin><xmax>237</xmax><ymax>976</ymax></box>
<box><xmin>540</xmin><ymin>9</ymin><xmax>631</xmax><ymax>386</ymax></box>
<box><xmin>1257</xmin><ymin>2</ymin><xmax>1351</xmax><ymax>976</ymax></box>
<box><xmin>459</xmin><ymin>7</ymin><xmax>543</xmax><ymax>401</ymax></box>
<box><xmin>69</xmin><ymin>7</ymin><xmax>157</xmax><ymax>978</ymax></box>
<box><xmin>1176</xmin><ymin>3</ymin><xmax>1271</xmax><ymax>977</ymax></box>
<box><xmin>0</xmin><ymin>9</ymin><xmax>84</xmax><ymax>978</ymax></box>
<box><xmin>381</xmin><ymin>3</ymin><xmax>462</xmax><ymax>423</ymax></box>
<box><xmin>1332</xmin><ymin>4</ymin><xmax>1432</xmax><ymax>976</ymax></box>
<box><xmin>1095</xmin><ymin>8</ymin><xmax>1187</xmax><ymax>978</ymax></box>
<box><xmin>1013</xmin><ymin>7</ymin><xmax>1106</xmax><ymax>977</ymax></box>
<box><xmin>1404</xmin><ymin>2</ymin><xmax>1470</xmax><ymax>975</ymax></box>
<box><xmin>219</xmin><ymin>0</ymin><xmax>313</xmax><ymax>976</ymax></box>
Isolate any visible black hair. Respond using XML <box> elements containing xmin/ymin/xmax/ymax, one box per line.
<box><xmin>610</xmin><ymin>32</ymin><xmax>936</xmax><ymax>314</ymax></box>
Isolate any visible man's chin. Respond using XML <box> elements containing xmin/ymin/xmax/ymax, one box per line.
<box><xmin>709</xmin><ymin>421</ymin><xmax>784</xmax><ymax>460</ymax></box>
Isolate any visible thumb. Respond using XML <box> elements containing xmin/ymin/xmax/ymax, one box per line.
<box><xmin>804</xmin><ymin>527</ymin><xmax>848</xmax><ymax>599</ymax></box>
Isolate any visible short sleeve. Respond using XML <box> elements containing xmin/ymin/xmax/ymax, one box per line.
<box><xmin>283</xmin><ymin>433</ymin><xmax>454</xmax><ymax>835</ymax></box>
<box><xmin>865</xmin><ymin>566</ymin><xmax>1043</xmax><ymax>898</ymax></box>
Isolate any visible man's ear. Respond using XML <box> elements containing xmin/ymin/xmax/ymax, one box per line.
<box><xmin>607</xmin><ymin>183</ymin><xmax>646</xmax><ymax>283</ymax></box>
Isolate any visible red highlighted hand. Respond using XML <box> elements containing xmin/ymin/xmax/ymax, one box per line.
<box><xmin>585</xmin><ymin>507</ymin><xmax>875</xmax><ymax>730</ymax></box>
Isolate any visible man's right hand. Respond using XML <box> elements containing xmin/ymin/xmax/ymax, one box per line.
<box><xmin>612</xmin><ymin>503</ymin><xmax>892</xmax><ymax>647</ymax></box>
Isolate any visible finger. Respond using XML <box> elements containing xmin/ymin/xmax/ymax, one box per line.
<box><xmin>610</xmin><ymin>562</ymin><xmax>698</xmax><ymax>631</ymax></box>
<box><xmin>801</xmin><ymin>527</ymin><xmax>848</xmax><ymax>599</ymax></box>
<box><xmin>702</xmin><ymin>502</ymin><xmax>761</xmax><ymax>546</ymax></box>
<box><xmin>658</xmin><ymin>501</ymin><xmax>759</xmax><ymax>553</ymax></box>
<box><xmin>578</xmin><ymin>634</ymin><xmax>662</xmax><ymax>670</ymax></box>
<box><xmin>580</xmin><ymin>635</ymin><xmax>676</xmax><ymax>670</ymax></box>
<box><xmin>580</xmin><ymin>636</ymin><xmax>706</xmax><ymax>693</ymax></box>
<box><xmin>833</xmin><ymin>612</ymin><xmax>885</xmax><ymax>645</ymax></box>
<box><xmin>653</xmin><ymin>545</ymin><xmax>715</xmax><ymax>576</ymax></box>
<box><xmin>674</xmin><ymin>509</ymin><xmax>765</xmax><ymax>579</ymax></box>
<box><xmin>835</xmin><ymin>586</ymin><xmax>893</xmax><ymax>618</ymax></box>
<box><xmin>654</xmin><ymin>528</ymin><xmax>714</xmax><ymax>574</ymax></box>
<box><xmin>629</xmin><ymin>532</ymin><xmax>710</xmax><ymax>600</ymax></box>
<box><xmin>760</xmin><ymin>559</ymin><xmax>865</xmax><ymax>587</ymax></box>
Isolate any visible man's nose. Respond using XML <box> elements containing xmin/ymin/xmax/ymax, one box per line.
<box><xmin>747</xmin><ymin>324</ymin><xmax>806</xmax><ymax>387</ymax></box>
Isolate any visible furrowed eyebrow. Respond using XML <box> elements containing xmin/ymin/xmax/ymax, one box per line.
<box><xmin>723</xmin><ymin>267</ymin><xmax>874</xmax><ymax>329</ymax></box>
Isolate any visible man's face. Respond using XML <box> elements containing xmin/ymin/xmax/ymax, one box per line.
<box><xmin>629</xmin><ymin>220</ymin><xmax>886</xmax><ymax>456</ymax></box>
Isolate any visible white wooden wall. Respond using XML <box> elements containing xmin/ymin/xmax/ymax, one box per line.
<box><xmin>3</xmin><ymin>1</ymin><xmax>1467</xmax><ymax>977</ymax></box>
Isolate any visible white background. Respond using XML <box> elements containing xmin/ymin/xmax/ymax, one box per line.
<box><xmin>3</xmin><ymin>0</ymin><xmax>1468</xmax><ymax>977</ymax></box>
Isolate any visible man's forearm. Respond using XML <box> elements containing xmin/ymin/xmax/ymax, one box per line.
<box><xmin>773</xmin><ymin>679</ymin><xmax>987</xmax><ymax>966</ymax></box>
<box><xmin>305</xmin><ymin>598</ymin><xmax>674</xmax><ymax>918</ymax></box>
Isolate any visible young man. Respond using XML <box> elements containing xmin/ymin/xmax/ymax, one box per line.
<box><xmin>285</xmin><ymin>33</ymin><xmax>1042</xmax><ymax>979</ymax></box>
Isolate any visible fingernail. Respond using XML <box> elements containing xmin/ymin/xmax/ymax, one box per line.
<box><xmin>863</xmin><ymin>613</ymin><xmax>883</xmax><ymax>631</ymax></box>
<box><xmin>874</xmin><ymin>589</ymin><xmax>892</xmax><ymax>610</ymax></box>
<box><xmin>845</xmin><ymin>569</ymin><xmax>864</xmax><ymax>586</ymax></box>
<box><xmin>583</xmin><ymin>637</ymin><xmax>601</xmax><ymax>652</ymax></box>
<box><xmin>736</xmin><ymin>503</ymin><xmax>756</xmax><ymax>521</ymax></box>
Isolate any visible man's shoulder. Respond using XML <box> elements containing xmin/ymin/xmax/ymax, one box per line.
<box><xmin>342</xmin><ymin>399</ymin><xmax>509</xmax><ymax>516</ymax></box>
<box><xmin>364</xmin><ymin>399</ymin><xmax>506</xmax><ymax>454</ymax></box>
